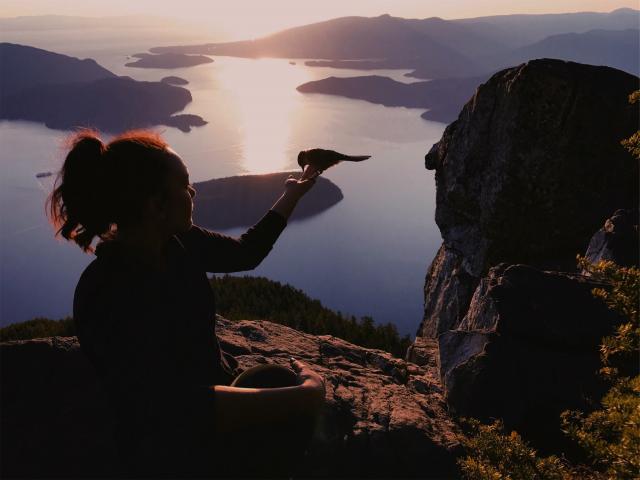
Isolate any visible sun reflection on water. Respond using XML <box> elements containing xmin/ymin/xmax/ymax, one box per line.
<box><xmin>213</xmin><ymin>58</ymin><xmax>312</xmax><ymax>174</ymax></box>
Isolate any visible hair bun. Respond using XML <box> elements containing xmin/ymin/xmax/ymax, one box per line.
<box><xmin>63</xmin><ymin>131</ymin><xmax>106</xmax><ymax>185</ymax></box>
<box><xmin>72</xmin><ymin>133</ymin><xmax>105</xmax><ymax>165</ymax></box>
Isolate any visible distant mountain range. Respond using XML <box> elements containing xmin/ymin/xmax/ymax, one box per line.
<box><xmin>150</xmin><ymin>8</ymin><xmax>639</xmax><ymax>79</ymax></box>
<box><xmin>0</xmin><ymin>43</ymin><xmax>207</xmax><ymax>132</ymax></box>
<box><xmin>502</xmin><ymin>29</ymin><xmax>639</xmax><ymax>75</ymax></box>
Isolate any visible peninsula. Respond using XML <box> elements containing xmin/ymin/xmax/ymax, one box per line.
<box><xmin>161</xmin><ymin>76</ymin><xmax>189</xmax><ymax>85</ymax></box>
<box><xmin>126</xmin><ymin>52</ymin><xmax>213</xmax><ymax>69</ymax></box>
<box><xmin>296</xmin><ymin>75</ymin><xmax>488</xmax><ymax>123</ymax></box>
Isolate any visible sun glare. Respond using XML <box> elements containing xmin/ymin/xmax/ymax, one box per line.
<box><xmin>214</xmin><ymin>58</ymin><xmax>312</xmax><ymax>174</ymax></box>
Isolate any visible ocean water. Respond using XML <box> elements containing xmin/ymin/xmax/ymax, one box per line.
<box><xmin>0</xmin><ymin>34</ymin><xmax>445</xmax><ymax>336</ymax></box>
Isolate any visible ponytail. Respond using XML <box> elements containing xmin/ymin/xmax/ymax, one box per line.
<box><xmin>48</xmin><ymin>129</ymin><xmax>113</xmax><ymax>252</ymax></box>
<box><xmin>48</xmin><ymin>129</ymin><xmax>172</xmax><ymax>253</ymax></box>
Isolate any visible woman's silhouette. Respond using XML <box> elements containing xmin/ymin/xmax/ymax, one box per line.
<box><xmin>48</xmin><ymin>130</ymin><xmax>325</xmax><ymax>477</ymax></box>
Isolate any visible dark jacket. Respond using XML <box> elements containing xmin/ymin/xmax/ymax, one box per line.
<box><xmin>72</xmin><ymin>210</ymin><xmax>287</xmax><ymax>474</ymax></box>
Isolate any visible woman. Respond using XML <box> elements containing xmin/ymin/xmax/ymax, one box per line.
<box><xmin>48</xmin><ymin>129</ymin><xmax>326</xmax><ymax>477</ymax></box>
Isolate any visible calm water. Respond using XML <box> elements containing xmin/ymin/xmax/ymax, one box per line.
<box><xmin>0</xmin><ymin>35</ymin><xmax>445</xmax><ymax>336</ymax></box>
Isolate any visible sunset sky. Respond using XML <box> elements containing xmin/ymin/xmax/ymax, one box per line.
<box><xmin>2</xmin><ymin>0</ymin><xmax>638</xmax><ymax>39</ymax></box>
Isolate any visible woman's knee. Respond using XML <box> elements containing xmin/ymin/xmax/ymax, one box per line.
<box><xmin>231</xmin><ymin>363</ymin><xmax>298</xmax><ymax>388</ymax></box>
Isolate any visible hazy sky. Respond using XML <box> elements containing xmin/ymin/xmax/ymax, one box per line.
<box><xmin>2</xmin><ymin>0</ymin><xmax>638</xmax><ymax>39</ymax></box>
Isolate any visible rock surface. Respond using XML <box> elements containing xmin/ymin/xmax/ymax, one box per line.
<box><xmin>1</xmin><ymin>318</ymin><xmax>459</xmax><ymax>478</ymax></box>
<box><xmin>584</xmin><ymin>209</ymin><xmax>639</xmax><ymax>268</ymax></box>
<box><xmin>437</xmin><ymin>264</ymin><xmax>624</xmax><ymax>450</ymax></box>
<box><xmin>416</xmin><ymin>59</ymin><xmax>639</xmax><ymax>339</ymax></box>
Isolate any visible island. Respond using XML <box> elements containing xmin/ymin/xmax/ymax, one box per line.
<box><xmin>0</xmin><ymin>43</ymin><xmax>207</xmax><ymax>133</ymax></box>
<box><xmin>296</xmin><ymin>74</ymin><xmax>489</xmax><ymax>123</ymax></box>
<box><xmin>161</xmin><ymin>76</ymin><xmax>189</xmax><ymax>85</ymax></box>
<box><xmin>193</xmin><ymin>171</ymin><xmax>343</xmax><ymax>229</ymax></box>
<box><xmin>125</xmin><ymin>52</ymin><xmax>214</xmax><ymax>69</ymax></box>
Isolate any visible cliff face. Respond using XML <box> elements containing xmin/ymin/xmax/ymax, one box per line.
<box><xmin>411</xmin><ymin>59</ymin><xmax>639</xmax><ymax>451</ymax></box>
<box><xmin>417</xmin><ymin>59</ymin><xmax>639</xmax><ymax>339</ymax></box>
<box><xmin>438</xmin><ymin>262</ymin><xmax>625</xmax><ymax>450</ymax></box>
<box><xmin>1</xmin><ymin>318</ymin><xmax>459</xmax><ymax>478</ymax></box>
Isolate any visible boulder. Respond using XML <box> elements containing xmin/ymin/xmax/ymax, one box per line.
<box><xmin>416</xmin><ymin>59</ymin><xmax>639</xmax><ymax>339</ymax></box>
<box><xmin>584</xmin><ymin>209</ymin><xmax>639</xmax><ymax>268</ymax></box>
<box><xmin>1</xmin><ymin>318</ymin><xmax>460</xmax><ymax>478</ymax></box>
<box><xmin>438</xmin><ymin>264</ymin><xmax>624</xmax><ymax>451</ymax></box>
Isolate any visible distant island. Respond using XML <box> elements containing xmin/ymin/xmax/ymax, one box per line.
<box><xmin>296</xmin><ymin>75</ymin><xmax>488</xmax><ymax>123</ymax></box>
<box><xmin>0</xmin><ymin>43</ymin><xmax>207</xmax><ymax>133</ymax></box>
<box><xmin>149</xmin><ymin>9</ymin><xmax>639</xmax><ymax>79</ymax></box>
<box><xmin>161</xmin><ymin>76</ymin><xmax>189</xmax><ymax>85</ymax></box>
<box><xmin>193</xmin><ymin>171</ymin><xmax>343</xmax><ymax>228</ymax></box>
<box><xmin>125</xmin><ymin>52</ymin><xmax>213</xmax><ymax>69</ymax></box>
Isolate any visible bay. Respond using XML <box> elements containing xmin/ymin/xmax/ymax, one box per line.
<box><xmin>0</xmin><ymin>36</ymin><xmax>445</xmax><ymax>336</ymax></box>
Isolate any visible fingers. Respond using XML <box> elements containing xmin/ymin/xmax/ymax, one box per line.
<box><xmin>290</xmin><ymin>357</ymin><xmax>303</xmax><ymax>371</ymax></box>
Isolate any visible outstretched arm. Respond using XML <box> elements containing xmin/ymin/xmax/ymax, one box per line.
<box><xmin>270</xmin><ymin>170</ymin><xmax>319</xmax><ymax>219</ymax></box>
<box><xmin>177</xmin><ymin>173</ymin><xmax>318</xmax><ymax>273</ymax></box>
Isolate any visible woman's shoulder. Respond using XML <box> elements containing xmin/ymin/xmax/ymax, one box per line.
<box><xmin>73</xmin><ymin>244</ymin><xmax>135</xmax><ymax>324</ymax></box>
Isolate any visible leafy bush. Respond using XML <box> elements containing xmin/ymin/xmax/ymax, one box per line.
<box><xmin>0</xmin><ymin>317</ymin><xmax>75</xmax><ymax>342</ymax></box>
<box><xmin>562</xmin><ymin>377</ymin><xmax>639</xmax><ymax>479</ymax></box>
<box><xmin>620</xmin><ymin>91</ymin><xmax>640</xmax><ymax>160</ymax></box>
<box><xmin>458</xmin><ymin>419</ymin><xmax>573</xmax><ymax>480</ymax></box>
<box><xmin>577</xmin><ymin>256</ymin><xmax>639</xmax><ymax>379</ymax></box>
<box><xmin>561</xmin><ymin>258</ymin><xmax>640</xmax><ymax>479</ymax></box>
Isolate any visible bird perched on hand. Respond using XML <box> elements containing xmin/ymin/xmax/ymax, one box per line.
<box><xmin>297</xmin><ymin>148</ymin><xmax>370</xmax><ymax>178</ymax></box>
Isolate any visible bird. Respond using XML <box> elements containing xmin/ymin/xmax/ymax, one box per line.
<box><xmin>297</xmin><ymin>148</ymin><xmax>370</xmax><ymax>179</ymax></box>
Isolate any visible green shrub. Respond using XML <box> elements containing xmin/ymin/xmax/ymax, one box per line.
<box><xmin>620</xmin><ymin>91</ymin><xmax>640</xmax><ymax>160</ymax></box>
<box><xmin>561</xmin><ymin>258</ymin><xmax>640</xmax><ymax>479</ymax></box>
<box><xmin>458</xmin><ymin>419</ymin><xmax>573</xmax><ymax>480</ymax></box>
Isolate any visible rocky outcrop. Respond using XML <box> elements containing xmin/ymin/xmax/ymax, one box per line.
<box><xmin>416</xmin><ymin>59</ymin><xmax>639</xmax><ymax>340</ymax></box>
<box><xmin>584</xmin><ymin>209</ymin><xmax>639</xmax><ymax>268</ymax></box>
<box><xmin>437</xmin><ymin>264</ymin><xmax>624</xmax><ymax>450</ymax></box>
<box><xmin>1</xmin><ymin>318</ymin><xmax>459</xmax><ymax>478</ymax></box>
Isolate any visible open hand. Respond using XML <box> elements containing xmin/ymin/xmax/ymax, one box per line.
<box><xmin>284</xmin><ymin>173</ymin><xmax>317</xmax><ymax>199</ymax></box>
<box><xmin>290</xmin><ymin>358</ymin><xmax>325</xmax><ymax>399</ymax></box>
